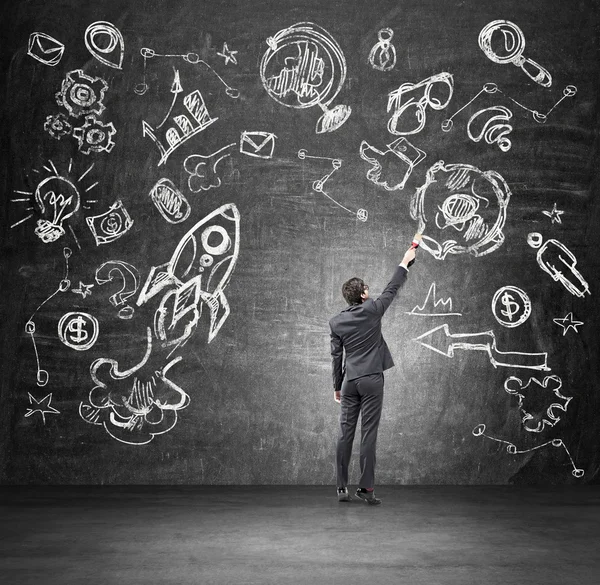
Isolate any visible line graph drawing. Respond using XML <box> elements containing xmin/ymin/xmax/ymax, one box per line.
<box><xmin>297</xmin><ymin>149</ymin><xmax>367</xmax><ymax>221</ymax></box>
<box><xmin>27</xmin><ymin>32</ymin><xmax>64</xmax><ymax>66</ymax></box>
<box><xmin>553</xmin><ymin>312</ymin><xmax>584</xmax><ymax>336</ymax></box>
<box><xmin>25</xmin><ymin>247</ymin><xmax>72</xmax><ymax>386</ymax></box>
<box><xmin>142</xmin><ymin>69</ymin><xmax>218</xmax><ymax>166</ymax></box>
<box><xmin>184</xmin><ymin>143</ymin><xmax>236</xmax><ymax>192</ymax></box>
<box><xmin>86</xmin><ymin>200</ymin><xmax>134</xmax><ymax>246</ymax></box>
<box><xmin>527</xmin><ymin>232</ymin><xmax>590</xmax><ymax>298</ymax></box>
<box><xmin>478</xmin><ymin>20</ymin><xmax>552</xmax><ymax>87</ymax></box>
<box><xmin>58</xmin><ymin>312</ymin><xmax>100</xmax><ymax>351</ymax></box>
<box><xmin>359</xmin><ymin>137</ymin><xmax>426</xmax><ymax>191</ymax></box>
<box><xmin>149</xmin><ymin>178</ymin><xmax>190</xmax><ymax>224</ymax></box>
<box><xmin>79</xmin><ymin>327</ymin><xmax>190</xmax><ymax>445</ymax></box>
<box><xmin>542</xmin><ymin>203</ymin><xmax>564</xmax><ymax>224</ymax></box>
<box><xmin>405</xmin><ymin>283</ymin><xmax>462</xmax><ymax>317</ymax></box>
<box><xmin>410</xmin><ymin>161</ymin><xmax>511</xmax><ymax>260</ymax></box>
<box><xmin>368</xmin><ymin>28</ymin><xmax>396</xmax><ymax>71</ymax></box>
<box><xmin>387</xmin><ymin>72</ymin><xmax>454</xmax><ymax>136</ymax></box>
<box><xmin>441</xmin><ymin>82</ymin><xmax>577</xmax><ymax>131</ymax></box>
<box><xmin>504</xmin><ymin>375</ymin><xmax>572</xmax><ymax>433</ymax></box>
<box><xmin>472</xmin><ymin>424</ymin><xmax>583</xmax><ymax>478</ymax></box>
<box><xmin>25</xmin><ymin>392</ymin><xmax>60</xmax><ymax>424</ymax></box>
<box><xmin>260</xmin><ymin>22</ymin><xmax>351</xmax><ymax>134</ymax></box>
<box><xmin>491</xmin><ymin>286</ymin><xmax>531</xmax><ymax>328</ymax></box>
<box><xmin>96</xmin><ymin>261</ymin><xmax>140</xmax><ymax>320</ymax></box>
<box><xmin>84</xmin><ymin>21</ymin><xmax>125</xmax><ymax>69</ymax></box>
<box><xmin>134</xmin><ymin>47</ymin><xmax>239</xmax><ymax>97</ymax></box>
<box><xmin>414</xmin><ymin>323</ymin><xmax>549</xmax><ymax>370</ymax></box>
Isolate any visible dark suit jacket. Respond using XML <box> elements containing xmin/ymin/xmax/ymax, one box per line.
<box><xmin>329</xmin><ymin>265</ymin><xmax>408</xmax><ymax>392</ymax></box>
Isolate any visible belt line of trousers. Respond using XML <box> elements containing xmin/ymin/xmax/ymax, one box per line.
<box><xmin>336</xmin><ymin>372</ymin><xmax>384</xmax><ymax>490</ymax></box>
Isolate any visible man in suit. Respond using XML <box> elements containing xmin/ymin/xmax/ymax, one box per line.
<box><xmin>329</xmin><ymin>246</ymin><xmax>416</xmax><ymax>505</ymax></box>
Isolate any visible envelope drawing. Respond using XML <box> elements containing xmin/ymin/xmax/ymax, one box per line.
<box><xmin>27</xmin><ymin>32</ymin><xmax>65</xmax><ymax>67</ymax></box>
<box><xmin>240</xmin><ymin>131</ymin><xmax>277</xmax><ymax>159</ymax></box>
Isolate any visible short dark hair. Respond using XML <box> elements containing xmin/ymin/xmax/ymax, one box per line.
<box><xmin>342</xmin><ymin>277</ymin><xmax>365</xmax><ymax>305</ymax></box>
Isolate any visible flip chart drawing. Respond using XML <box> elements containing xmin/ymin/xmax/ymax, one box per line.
<box><xmin>478</xmin><ymin>20</ymin><xmax>552</xmax><ymax>87</ymax></box>
<box><xmin>135</xmin><ymin>47</ymin><xmax>239</xmax><ymax>97</ymax></box>
<box><xmin>142</xmin><ymin>70</ymin><xmax>218</xmax><ymax>166</ymax></box>
<box><xmin>84</xmin><ymin>21</ymin><xmax>125</xmax><ymax>69</ymax></box>
<box><xmin>27</xmin><ymin>32</ymin><xmax>64</xmax><ymax>66</ymax></box>
<box><xmin>504</xmin><ymin>376</ymin><xmax>571</xmax><ymax>433</ymax></box>
<box><xmin>410</xmin><ymin>161</ymin><xmax>511</xmax><ymax>260</ymax></box>
<box><xmin>491</xmin><ymin>286</ymin><xmax>531</xmax><ymax>328</ymax></box>
<box><xmin>414</xmin><ymin>324</ymin><xmax>549</xmax><ymax>370</ymax></box>
<box><xmin>25</xmin><ymin>247</ymin><xmax>72</xmax><ymax>386</ymax></box>
<box><xmin>359</xmin><ymin>137</ymin><xmax>426</xmax><ymax>191</ymax></box>
<box><xmin>184</xmin><ymin>143</ymin><xmax>236</xmax><ymax>192</ymax></box>
<box><xmin>527</xmin><ymin>233</ymin><xmax>590</xmax><ymax>298</ymax></box>
<box><xmin>387</xmin><ymin>72</ymin><xmax>454</xmax><ymax>136</ymax></box>
<box><xmin>368</xmin><ymin>28</ymin><xmax>396</xmax><ymax>71</ymax></box>
<box><xmin>552</xmin><ymin>312</ymin><xmax>584</xmax><ymax>336</ymax></box>
<box><xmin>298</xmin><ymin>149</ymin><xmax>367</xmax><ymax>221</ymax></box>
<box><xmin>25</xmin><ymin>393</ymin><xmax>60</xmax><ymax>424</ymax></box>
<box><xmin>260</xmin><ymin>22</ymin><xmax>351</xmax><ymax>134</ymax></box>
<box><xmin>405</xmin><ymin>283</ymin><xmax>462</xmax><ymax>317</ymax></box>
<box><xmin>472</xmin><ymin>424</ymin><xmax>583</xmax><ymax>478</ymax></box>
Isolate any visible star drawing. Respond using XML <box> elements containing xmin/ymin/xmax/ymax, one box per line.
<box><xmin>217</xmin><ymin>42</ymin><xmax>238</xmax><ymax>65</ymax></box>
<box><xmin>25</xmin><ymin>392</ymin><xmax>60</xmax><ymax>424</ymax></box>
<box><xmin>553</xmin><ymin>312</ymin><xmax>584</xmax><ymax>336</ymax></box>
<box><xmin>542</xmin><ymin>203</ymin><xmax>564</xmax><ymax>224</ymax></box>
<box><xmin>72</xmin><ymin>281</ymin><xmax>94</xmax><ymax>299</ymax></box>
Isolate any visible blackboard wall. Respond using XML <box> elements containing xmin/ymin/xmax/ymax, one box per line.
<box><xmin>1</xmin><ymin>0</ymin><xmax>599</xmax><ymax>484</ymax></box>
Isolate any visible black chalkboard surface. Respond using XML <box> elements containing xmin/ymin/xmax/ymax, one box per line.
<box><xmin>1</xmin><ymin>0</ymin><xmax>599</xmax><ymax>484</ymax></box>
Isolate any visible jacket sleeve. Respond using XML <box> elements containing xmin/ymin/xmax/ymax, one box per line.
<box><xmin>372</xmin><ymin>265</ymin><xmax>408</xmax><ymax>316</ymax></box>
<box><xmin>330</xmin><ymin>325</ymin><xmax>345</xmax><ymax>392</ymax></box>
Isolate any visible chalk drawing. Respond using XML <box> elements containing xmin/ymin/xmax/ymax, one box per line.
<box><xmin>411</xmin><ymin>161</ymin><xmax>510</xmax><ymax>260</ymax></box>
<box><xmin>542</xmin><ymin>203</ymin><xmax>564</xmax><ymax>224</ymax></box>
<box><xmin>472</xmin><ymin>423</ymin><xmax>583</xmax><ymax>478</ymax></box>
<box><xmin>79</xmin><ymin>328</ymin><xmax>190</xmax><ymax>445</ymax></box>
<box><xmin>387</xmin><ymin>72</ymin><xmax>454</xmax><ymax>136</ymax></box>
<box><xmin>414</xmin><ymin>323</ymin><xmax>549</xmax><ymax>370</ymax></box>
<box><xmin>359</xmin><ymin>137</ymin><xmax>426</xmax><ymax>191</ymax></box>
<box><xmin>491</xmin><ymin>286</ymin><xmax>531</xmax><ymax>328</ymax></box>
<box><xmin>478</xmin><ymin>20</ymin><xmax>552</xmax><ymax>87</ymax></box>
<box><xmin>405</xmin><ymin>283</ymin><xmax>462</xmax><ymax>317</ymax></box>
<box><xmin>527</xmin><ymin>232</ymin><xmax>590</xmax><ymax>298</ymax></box>
<box><xmin>58</xmin><ymin>312</ymin><xmax>99</xmax><ymax>351</ymax></box>
<box><xmin>84</xmin><ymin>21</ymin><xmax>125</xmax><ymax>69</ymax></box>
<box><xmin>95</xmin><ymin>261</ymin><xmax>140</xmax><ymax>320</ymax></box>
<box><xmin>298</xmin><ymin>149</ymin><xmax>367</xmax><ymax>221</ymax></box>
<box><xmin>504</xmin><ymin>375</ymin><xmax>572</xmax><ymax>433</ymax></box>
<box><xmin>56</xmin><ymin>69</ymin><xmax>108</xmax><ymax>117</ymax></box>
<box><xmin>27</xmin><ymin>32</ymin><xmax>64</xmax><ymax>66</ymax></box>
<box><xmin>142</xmin><ymin>69</ymin><xmax>218</xmax><ymax>166</ymax></box>
<box><xmin>467</xmin><ymin>106</ymin><xmax>513</xmax><ymax>152</ymax></box>
<box><xmin>86</xmin><ymin>200</ymin><xmax>134</xmax><ymax>246</ymax></box>
<box><xmin>552</xmin><ymin>312</ymin><xmax>584</xmax><ymax>336</ymax></box>
<box><xmin>137</xmin><ymin>203</ymin><xmax>240</xmax><ymax>346</ymax></box>
<box><xmin>217</xmin><ymin>42</ymin><xmax>238</xmax><ymax>65</ymax></box>
<box><xmin>368</xmin><ymin>28</ymin><xmax>396</xmax><ymax>71</ymax></box>
<box><xmin>72</xmin><ymin>115</ymin><xmax>116</xmax><ymax>155</ymax></box>
<box><xmin>149</xmin><ymin>178</ymin><xmax>191</xmax><ymax>224</ymax></box>
<box><xmin>441</xmin><ymin>82</ymin><xmax>577</xmax><ymax>131</ymax></box>
<box><xmin>71</xmin><ymin>281</ymin><xmax>94</xmax><ymax>299</ymax></box>
<box><xmin>135</xmin><ymin>47</ymin><xmax>239</xmax><ymax>98</ymax></box>
<box><xmin>240</xmin><ymin>131</ymin><xmax>277</xmax><ymax>159</ymax></box>
<box><xmin>25</xmin><ymin>247</ymin><xmax>72</xmax><ymax>386</ymax></box>
<box><xmin>260</xmin><ymin>22</ymin><xmax>351</xmax><ymax>134</ymax></box>
<box><xmin>184</xmin><ymin>143</ymin><xmax>236</xmax><ymax>192</ymax></box>
<box><xmin>25</xmin><ymin>392</ymin><xmax>60</xmax><ymax>424</ymax></box>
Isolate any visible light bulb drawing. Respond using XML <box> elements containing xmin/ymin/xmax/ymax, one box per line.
<box><xmin>11</xmin><ymin>159</ymin><xmax>99</xmax><ymax>247</ymax></box>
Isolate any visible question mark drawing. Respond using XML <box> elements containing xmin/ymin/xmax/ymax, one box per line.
<box><xmin>95</xmin><ymin>261</ymin><xmax>140</xmax><ymax>319</ymax></box>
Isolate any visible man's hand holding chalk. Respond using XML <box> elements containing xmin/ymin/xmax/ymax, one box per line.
<box><xmin>403</xmin><ymin>233</ymin><xmax>422</xmax><ymax>268</ymax></box>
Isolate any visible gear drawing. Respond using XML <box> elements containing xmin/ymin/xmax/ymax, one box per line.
<box><xmin>56</xmin><ymin>69</ymin><xmax>108</xmax><ymax>118</ymax></box>
<box><xmin>72</xmin><ymin>115</ymin><xmax>116</xmax><ymax>154</ymax></box>
<box><xmin>44</xmin><ymin>112</ymin><xmax>73</xmax><ymax>139</ymax></box>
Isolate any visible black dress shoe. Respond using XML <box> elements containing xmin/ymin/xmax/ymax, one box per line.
<box><xmin>355</xmin><ymin>489</ymin><xmax>382</xmax><ymax>505</ymax></box>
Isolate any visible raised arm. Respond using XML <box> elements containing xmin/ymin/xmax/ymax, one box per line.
<box><xmin>372</xmin><ymin>247</ymin><xmax>416</xmax><ymax>316</ymax></box>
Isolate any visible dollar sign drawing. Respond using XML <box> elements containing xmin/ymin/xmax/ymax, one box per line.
<box><xmin>500</xmin><ymin>292</ymin><xmax>520</xmax><ymax>321</ymax></box>
<box><xmin>67</xmin><ymin>315</ymin><xmax>89</xmax><ymax>344</ymax></box>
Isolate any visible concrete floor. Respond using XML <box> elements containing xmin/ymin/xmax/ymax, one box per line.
<box><xmin>0</xmin><ymin>486</ymin><xmax>599</xmax><ymax>585</ymax></box>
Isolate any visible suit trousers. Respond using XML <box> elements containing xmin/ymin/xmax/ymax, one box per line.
<box><xmin>336</xmin><ymin>372</ymin><xmax>384</xmax><ymax>490</ymax></box>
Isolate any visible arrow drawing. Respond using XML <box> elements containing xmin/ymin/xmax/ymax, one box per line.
<box><xmin>414</xmin><ymin>323</ymin><xmax>549</xmax><ymax>370</ymax></box>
